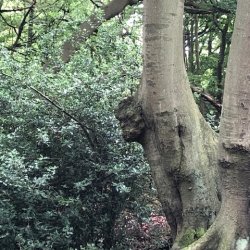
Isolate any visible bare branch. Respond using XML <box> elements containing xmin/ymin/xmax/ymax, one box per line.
<box><xmin>191</xmin><ymin>85</ymin><xmax>222</xmax><ymax>111</ymax></box>
<box><xmin>0</xmin><ymin>7</ymin><xmax>31</xmax><ymax>13</ymax></box>
<box><xmin>0</xmin><ymin>13</ymin><xmax>17</xmax><ymax>33</ymax></box>
<box><xmin>10</xmin><ymin>1</ymin><xmax>36</xmax><ymax>49</ymax></box>
<box><xmin>184</xmin><ymin>1</ymin><xmax>232</xmax><ymax>15</ymax></box>
<box><xmin>90</xmin><ymin>0</ymin><xmax>103</xmax><ymax>8</ymax></box>
<box><xmin>61</xmin><ymin>0</ymin><xmax>142</xmax><ymax>63</ymax></box>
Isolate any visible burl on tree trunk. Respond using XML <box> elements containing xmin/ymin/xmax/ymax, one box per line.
<box><xmin>116</xmin><ymin>0</ymin><xmax>250</xmax><ymax>249</ymax></box>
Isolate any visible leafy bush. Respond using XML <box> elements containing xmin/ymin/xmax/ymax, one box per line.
<box><xmin>0</xmin><ymin>15</ymin><xmax>151</xmax><ymax>248</ymax></box>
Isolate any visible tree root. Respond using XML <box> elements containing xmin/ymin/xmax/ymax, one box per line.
<box><xmin>172</xmin><ymin>197</ymin><xmax>250</xmax><ymax>250</ymax></box>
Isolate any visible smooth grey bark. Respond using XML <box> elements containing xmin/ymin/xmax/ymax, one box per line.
<box><xmin>116</xmin><ymin>0</ymin><xmax>220</xmax><ymax>245</ymax></box>
<box><xmin>117</xmin><ymin>0</ymin><xmax>250</xmax><ymax>249</ymax></box>
<box><xmin>182</xmin><ymin>0</ymin><xmax>250</xmax><ymax>249</ymax></box>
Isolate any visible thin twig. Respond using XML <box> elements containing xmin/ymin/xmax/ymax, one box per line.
<box><xmin>0</xmin><ymin>7</ymin><xmax>31</xmax><ymax>13</ymax></box>
<box><xmin>90</xmin><ymin>0</ymin><xmax>102</xmax><ymax>8</ymax></box>
<box><xmin>0</xmin><ymin>13</ymin><xmax>17</xmax><ymax>33</ymax></box>
<box><xmin>30</xmin><ymin>86</ymin><xmax>97</xmax><ymax>151</ymax></box>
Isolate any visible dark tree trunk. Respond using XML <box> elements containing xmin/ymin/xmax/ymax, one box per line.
<box><xmin>217</xmin><ymin>16</ymin><xmax>231</xmax><ymax>87</ymax></box>
<box><xmin>194</xmin><ymin>15</ymin><xmax>200</xmax><ymax>73</ymax></box>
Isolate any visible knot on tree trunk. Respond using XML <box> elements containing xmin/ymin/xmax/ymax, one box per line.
<box><xmin>115</xmin><ymin>96</ymin><xmax>145</xmax><ymax>142</ymax></box>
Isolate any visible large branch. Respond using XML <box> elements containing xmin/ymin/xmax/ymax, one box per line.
<box><xmin>61</xmin><ymin>0</ymin><xmax>232</xmax><ymax>64</ymax></box>
<box><xmin>62</xmin><ymin>0</ymin><xmax>141</xmax><ymax>63</ymax></box>
<box><xmin>184</xmin><ymin>1</ymin><xmax>232</xmax><ymax>15</ymax></box>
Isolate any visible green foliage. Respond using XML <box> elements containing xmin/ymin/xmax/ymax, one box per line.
<box><xmin>217</xmin><ymin>0</ymin><xmax>237</xmax><ymax>13</ymax></box>
<box><xmin>180</xmin><ymin>229</ymin><xmax>196</xmax><ymax>247</ymax></box>
<box><xmin>0</xmin><ymin>0</ymin><xmax>236</xmax><ymax>248</ymax></box>
<box><xmin>179</xmin><ymin>228</ymin><xmax>205</xmax><ymax>247</ymax></box>
<box><xmin>0</xmin><ymin>0</ymin><xmax>93</xmax><ymax>48</ymax></box>
<box><xmin>185</xmin><ymin>9</ymin><xmax>235</xmax><ymax>130</ymax></box>
<box><xmin>195</xmin><ymin>227</ymin><xmax>206</xmax><ymax>238</ymax></box>
<box><xmin>0</xmin><ymin>6</ymin><xmax>148</xmax><ymax>248</ymax></box>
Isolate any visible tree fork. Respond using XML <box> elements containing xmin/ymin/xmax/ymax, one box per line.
<box><xmin>180</xmin><ymin>0</ymin><xmax>250</xmax><ymax>248</ymax></box>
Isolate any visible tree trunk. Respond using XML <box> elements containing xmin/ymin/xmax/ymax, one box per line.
<box><xmin>182</xmin><ymin>0</ymin><xmax>250</xmax><ymax>249</ymax></box>
<box><xmin>116</xmin><ymin>0</ymin><xmax>220</xmax><ymax>246</ymax></box>
<box><xmin>27</xmin><ymin>3</ymin><xmax>35</xmax><ymax>48</ymax></box>
<box><xmin>217</xmin><ymin>16</ymin><xmax>231</xmax><ymax>87</ymax></box>
<box><xmin>188</xmin><ymin>16</ymin><xmax>195</xmax><ymax>73</ymax></box>
<box><xmin>116</xmin><ymin>0</ymin><xmax>250</xmax><ymax>249</ymax></box>
<box><xmin>207</xmin><ymin>31</ymin><xmax>212</xmax><ymax>56</ymax></box>
<box><xmin>194</xmin><ymin>15</ymin><xmax>200</xmax><ymax>73</ymax></box>
<box><xmin>214</xmin><ymin>0</ymin><xmax>250</xmax><ymax>246</ymax></box>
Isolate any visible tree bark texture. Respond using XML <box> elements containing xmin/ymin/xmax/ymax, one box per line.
<box><xmin>116</xmin><ymin>0</ymin><xmax>250</xmax><ymax>249</ymax></box>
<box><xmin>217</xmin><ymin>0</ymin><xmax>250</xmax><ymax>247</ymax></box>
<box><xmin>181</xmin><ymin>0</ymin><xmax>250</xmax><ymax>249</ymax></box>
<box><xmin>116</xmin><ymin>0</ymin><xmax>220</xmax><ymax>245</ymax></box>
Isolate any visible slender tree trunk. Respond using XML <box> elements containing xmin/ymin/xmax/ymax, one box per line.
<box><xmin>188</xmin><ymin>17</ymin><xmax>195</xmax><ymax>72</ymax></box>
<box><xmin>194</xmin><ymin>15</ymin><xmax>200</xmax><ymax>73</ymax></box>
<box><xmin>207</xmin><ymin>30</ymin><xmax>213</xmax><ymax>56</ymax></box>
<box><xmin>27</xmin><ymin>4</ymin><xmax>34</xmax><ymax>48</ymax></box>
<box><xmin>217</xmin><ymin>16</ymin><xmax>231</xmax><ymax>87</ymax></box>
